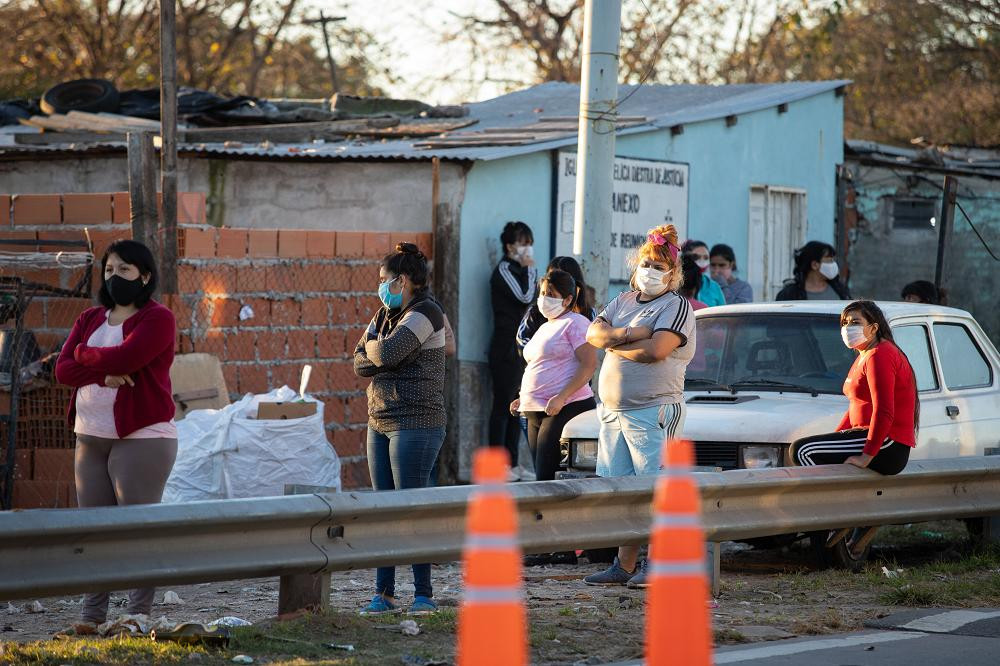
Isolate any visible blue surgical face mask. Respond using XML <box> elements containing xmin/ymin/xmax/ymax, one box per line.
<box><xmin>378</xmin><ymin>276</ymin><xmax>403</xmax><ymax>309</ymax></box>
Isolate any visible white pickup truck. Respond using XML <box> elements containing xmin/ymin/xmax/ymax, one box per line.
<box><xmin>560</xmin><ymin>302</ymin><xmax>1000</xmax><ymax>566</ymax></box>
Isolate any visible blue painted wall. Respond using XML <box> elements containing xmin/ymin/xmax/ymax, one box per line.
<box><xmin>457</xmin><ymin>90</ymin><xmax>844</xmax><ymax>362</ymax></box>
<box><xmin>458</xmin><ymin>152</ymin><xmax>554</xmax><ymax>361</ymax></box>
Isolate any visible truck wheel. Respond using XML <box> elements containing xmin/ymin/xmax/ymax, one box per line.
<box><xmin>809</xmin><ymin>529</ymin><xmax>871</xmax><ymax>572</ymax></box>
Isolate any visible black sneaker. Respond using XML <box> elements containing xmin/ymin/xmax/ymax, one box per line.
<box><xmin>583</xmin><ymin>557</ymin><xmax>635</xmax><ymax>586</ymax></box>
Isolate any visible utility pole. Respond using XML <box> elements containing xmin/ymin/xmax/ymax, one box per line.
<box><xmin>304</xmin><ymin>12</ymin><xmax>347</xmax><ymax>93</ymax></box>
<box><xmin>572</xmin><ymin>0</ymin><xmax>622</xmax><ymax>309</ymax></box>
<box><xmin>934</xmin><ymin>175</ymin><xmax>958</xmax><ymax>293</ymax></box>
<box><xmin>160</xmin><ymin>0</ymin><xmax>179</xmax><ymax>294</ymax></box>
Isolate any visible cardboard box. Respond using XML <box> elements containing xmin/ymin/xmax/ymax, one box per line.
<box><xmin>257</xmin><ymin>401</ymin><xmax>317</xmax><ymax>420</ymax></box>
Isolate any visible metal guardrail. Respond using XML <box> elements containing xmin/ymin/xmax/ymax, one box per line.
<box><xmin>2</xmin><ymin>457</ymin><xmax>999</xmax><ymax>602</ymax></box>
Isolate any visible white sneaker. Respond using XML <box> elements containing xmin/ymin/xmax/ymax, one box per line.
<box><xmin>516</xmin><ymin>467</ymin><xmax>536</xmax><ymax>482</ymax></box>
<box><xmin>506</xmin><ymin>468</ymin><xmax>521</xmax><ymax>482</ymax></box>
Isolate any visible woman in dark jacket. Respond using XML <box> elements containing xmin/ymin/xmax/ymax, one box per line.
<box><xmin>776</xmin><ymin>241</ymin><xmax>851</xmax><ymax>301</ymax></box>
<box><xmin>354</xmin><ymin>242</ymin><xmax>447</xmax><ymax>616</ymax></box>
<box><xmin>488</xmin><ymin>221</ymin><xmax>537</xmax><ymax>475</ymax></box>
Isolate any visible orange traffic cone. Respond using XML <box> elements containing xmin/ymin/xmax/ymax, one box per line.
<box><xmin>456</xmin><ymin>448</ymin><xmax>528</xmax><ymax>666</ymax></box>
<box><xmin>645</xmin><ymin>438</ymin><xmax>712</xmax><ymax>665</ymax></box>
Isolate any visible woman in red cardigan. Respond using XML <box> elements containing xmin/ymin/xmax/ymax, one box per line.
<box><xmin>54</xmin><ymin>239</ymin><xmax>177</xmax><ymax>635</ymax></box>
<box><xmin>790</xmin><ymin>300</ymin><xmax>918</xmax><ymax>476</ymax></box>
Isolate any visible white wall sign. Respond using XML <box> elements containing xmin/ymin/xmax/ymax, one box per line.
<box><xmin>555</xmin><ymin>151</ymin><xmax>689</xmax><ymax>282</ymax></box>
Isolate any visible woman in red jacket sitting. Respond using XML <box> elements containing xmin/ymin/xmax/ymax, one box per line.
<box><xmin>790</xmin><ymin>300</ymin><xmax>918</xmax><ymax>475</ymax></box>
<box><xmin>55</xmin><ymin>239</ymin><xmax>177</xmax><ymax>635</ymax></box>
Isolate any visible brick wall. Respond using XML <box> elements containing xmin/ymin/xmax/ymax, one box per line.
<box><xmin>2</xmin><ymin>192</ymin><xmax>432</xmax><ymax>501</ymax></box>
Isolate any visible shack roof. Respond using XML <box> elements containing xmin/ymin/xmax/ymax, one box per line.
<box><xmin>0</xmin><ymin>80</ymin><xmax>849</xmax><ymax>162</ymax></box>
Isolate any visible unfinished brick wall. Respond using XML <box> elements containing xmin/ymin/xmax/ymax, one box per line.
<box><xmin>1</xmin><ymin>192</ymin><xmax>430</xmax><ymax>503</ymax></box>
<box><xmin>171</xmin><ymin>225</ymin><xmax>433</xmax><ymax>490</ymax></box>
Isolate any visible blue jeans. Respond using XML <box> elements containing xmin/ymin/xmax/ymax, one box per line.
<box><xmin>367</xmin><ymin>426</ymin><xmax>445</xmax><ymax>598</ymax></box>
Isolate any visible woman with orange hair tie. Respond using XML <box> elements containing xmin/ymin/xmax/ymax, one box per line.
<box><xmin>583</xmin><ymin>224</ymin><xmax>697</xmax><ymax>589</ymax></box>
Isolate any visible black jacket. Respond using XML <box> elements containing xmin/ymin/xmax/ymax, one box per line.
<box><xmin>489</xmin><ymin>257</ymin><xmax>537</xmax><ymax>352</ymax></box>
<box><xmin>775</xmin><ymin>278</ymin><xmax>851</xmax><ymax>301</ymax></box>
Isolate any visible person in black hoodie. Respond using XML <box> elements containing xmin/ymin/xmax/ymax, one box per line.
<box><xmin>489</xmin><ymin>221</ymin><xmax>537</xmax><ymax>476</ymax></box>
<box><xmin>776</xmin><ymin>241</ymin><xmax>851</xmax><ymax>301</ymax></box>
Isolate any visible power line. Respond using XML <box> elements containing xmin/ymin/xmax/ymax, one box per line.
<box><xmin>956</xmin><ymin>200</ymin><xmax>1000</xmax><ymax>261</ymax></box>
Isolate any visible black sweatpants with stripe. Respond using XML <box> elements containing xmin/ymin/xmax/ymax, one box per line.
<box><xmin>790</xmin><ymin>428</ymin><xmax>911</xmax><ymax>476</ymax></box>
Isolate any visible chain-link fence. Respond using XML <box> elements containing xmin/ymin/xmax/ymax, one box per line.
<box><xmin>1</xmin><ymin>236</ymin><xmax>95</xmax><ymax>509</ymax></box>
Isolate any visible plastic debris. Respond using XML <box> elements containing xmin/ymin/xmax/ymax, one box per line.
<box><xmin>400</xmin><ymin>619</ymin><xmax>420</xmax><ymax>636</ymax></box>
<box><xmin>210</xmin><ymin>616</ymin><xmax>252</xmax><ymax>627</ymax></box>
<box><xmin>239</xmin><ymin>305</ymin><xmax>254</xmax><ymax>321</ymax></box>
<box><xmin>26</xmin><ymin>601</ymin><xmax>45</xmax><ymax>614</ymax></box>
<box><xmin>162</xmin><ymin>591</ymin><xmax>184</xmax><ymax>605</ymax></box>
<box><xmin>326</xmin><ymin>643</ymin><xmax>355</xmax><ymax>651</ymax></box>
<box><xmin>232</xmin><ymin>656</ymin><xmax>254</xmax><ymax>664</ymax></box>
<box><xmin>881</xmin><ymin>566</ymin><xmax>903</xmax><ymax>578</ymax></box>
<box><xmin>97</xmin><ymin>614</ymin><xmax>174</xmax><ymax>637</ymax></box>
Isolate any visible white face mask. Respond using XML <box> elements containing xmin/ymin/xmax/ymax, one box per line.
<box><xmin>514</xmin><ymin>244</ymin><xmax>533</xmax><ymax>261</ymax></box>
<box><xmin>841</xmin><ymin>324</ymin><xmax>868</xmax><ymax>349</ymax></box>
<box><xmin>635</xmin><ymin>266</ymin><xmax>669</xmax><ymax>296</ymax></box>
<box><xmin>819</xmin><ymin>260</ymin><xmax>840</xmax><ymax>281</ymax></box>
<box><xmin>694</xmin><ymin>258</ymin><xmax>710</xmax><ymax>273</ymax></box>
<box><xmin>537</xmin><ymin>294</ymin><xmax>567</xmax><ymax>319</ymax></box>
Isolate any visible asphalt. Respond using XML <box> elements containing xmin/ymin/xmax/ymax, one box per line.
<box><xmin>608</xmin><ymin>608</ymin><xmax>1000</xmax><ymax>665</ymax></box>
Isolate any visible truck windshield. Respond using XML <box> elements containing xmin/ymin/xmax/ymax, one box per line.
<box><xmin>685</xmin><ymin>314</ymin><xmax>856</xmax><ymax>395</ymax></box>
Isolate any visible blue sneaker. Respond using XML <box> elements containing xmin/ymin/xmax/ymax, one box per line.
<box><xmin>407</xmin><ymin>596</ymin><xmax>439</xmax><ymax>615</ymax></box>
<box><xmin>359</xmin><ymin>594</ymin><xmax>400</xmax><ymax>615</ymax></box>
<box><xmin>583</xmin><ymin>557</ymin><xmax>636</xmax><ymax>586</ymax></box>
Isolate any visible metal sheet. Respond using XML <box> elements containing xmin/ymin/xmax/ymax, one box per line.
<box><xmin>2</xmin><ymin>80</ymin><xmax>850</xmax><ymax>163</ymax></box>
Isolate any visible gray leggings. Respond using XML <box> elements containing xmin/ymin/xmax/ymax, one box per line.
<box><xmin>75</xmin><ymin>434</ymin><xmax>177</xmax><ymax>624</ymax></box>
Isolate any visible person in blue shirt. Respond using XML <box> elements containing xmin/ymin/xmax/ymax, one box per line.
<box><xmin>681</xmin><ymin>240</ymin><xmax>725</xmax><ymax>307</ymax></box>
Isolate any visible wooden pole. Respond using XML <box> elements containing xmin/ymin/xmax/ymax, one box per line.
<box><xmin>934</xmin><ymin>175</ymin><xmax>958</xmax><ymax>293</ymax></box>
<box><xmin>160</xmin><ymin>0</ymin><xmax>179</xmax><ymax>295</ymax></box>
<box><xmin>127</xmin><ymin>131</ymin><xmax>158</xmax><ymax>254</ymax></box>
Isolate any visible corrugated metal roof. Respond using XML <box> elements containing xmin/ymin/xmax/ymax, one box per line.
<box><xmin>1</xmin><ymin>80</ymin><xmax>849</xmax><ymax>162</ymax></box>
<box><xmin>846</xmin><ymin>139</ymin><xmax>1000</xmax><ymax>179</ymax></box>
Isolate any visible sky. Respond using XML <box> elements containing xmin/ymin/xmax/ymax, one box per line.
<box><xmin>318</xmin><ymin>0</ymin><xmax>824</xmax><ymax>105</ymax></box>
<box><xmin>322</xmin><ymin>0</ymin><xmax>503</xmax><ymax>105</ymax></box>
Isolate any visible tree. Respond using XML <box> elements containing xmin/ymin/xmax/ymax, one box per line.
<box><xmin>0</xmin><ymin>0</ymin><xmax>389</xmax><ymax>100</ymax></box>
<box><xmin>438</xmin><ymin>0</ymin><xmax>734</xmax><ymax>92</ymax></box>
<box><xmin>716</xmin><ymin>0</ymin><xmax>1000</xmax><ymax>145</ymax></box>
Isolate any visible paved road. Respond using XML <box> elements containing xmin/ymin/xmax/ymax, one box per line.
<box><xmin>611</xmin><ymin>608</ymin><xmax>1000</xmax><ymax>665</ymax></box>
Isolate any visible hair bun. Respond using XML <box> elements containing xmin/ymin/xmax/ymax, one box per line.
<box><xmin>650</xmin><ymin>224</ymin><xmax>679</xmax><ymax>245</ymax></box>
<box><xmin>395</xmin><ymin>241</ymin><xmax>423</xmax><ymax>258</ymax></box>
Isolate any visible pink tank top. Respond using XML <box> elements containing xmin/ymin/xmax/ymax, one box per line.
<box><xmin>74</xmin><ymin>311</ymin><xmax>178</xmax><ymax>440</ymax></box>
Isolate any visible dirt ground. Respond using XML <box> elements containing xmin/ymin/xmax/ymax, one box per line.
<box><xmin>3</xmin><ymin>522</ymin><xmax>999</xmax><ymax>665</ymax></box>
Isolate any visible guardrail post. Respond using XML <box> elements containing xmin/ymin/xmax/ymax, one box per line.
<box><xmin>278</xmin><ymin>484</ymin><xmax>334</xmax><ymax>615</ymax></box>
<box><xmin>707</xmin><ymin>542</ymin><xmax>720</xmax><ymax>597</ymax></box>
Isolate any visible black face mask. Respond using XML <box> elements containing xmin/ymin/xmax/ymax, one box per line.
<box><xmin>106</xmin><ymin>275</ymin><xmax>145</xmax><ymax>306</ymax></box>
